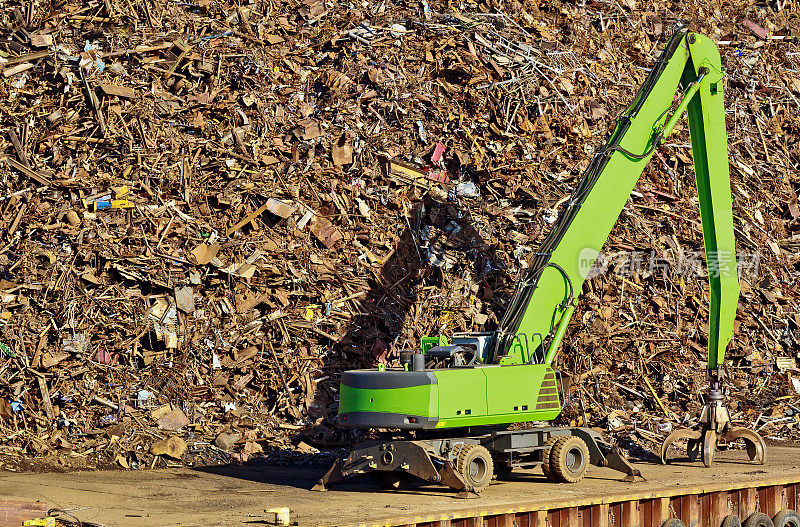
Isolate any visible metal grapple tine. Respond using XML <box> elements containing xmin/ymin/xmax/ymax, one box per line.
<box><xmin>721</xmin><ymin>426</ymin><xmax>767</xmax><ymax>465</ymax></box>
<box><xmin>660</xmin><ymin>428</ymin><xmax>703</xmax><ymax>465</ymax></box>
<box><xmin>701</xmin><ymin>429</ymin><xmax>716</xmax><ymax>468</ymax></box>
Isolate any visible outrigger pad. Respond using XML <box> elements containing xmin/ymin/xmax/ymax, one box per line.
<box><xmin>439</xmin><ymin>460</ymin><xmax>470</xmax><ymax>492</ymax></box>
<box><xmin>569</xmin><ymin>428</ymin><xmax>645</xmax><ymax>482</ymax></box>
<box><xmin>311</xmin><ymin>440</ymin><xmax>473</xmax><ymax>493</ymax></box>
<box><xmin>312</xmin><ymin>458</ymin><xmax>344</xmax><ymax>491</ymax></box>
<box><xmin>604</xmin><ymin>446</ymin><xmax>646</xmax><ymax>482</ymax></box>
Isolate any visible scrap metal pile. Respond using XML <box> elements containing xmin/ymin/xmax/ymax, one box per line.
<box><xmin>1</xmin><ymin>0</ymin><xmax>799</xmax><ymax>470</ymax></box>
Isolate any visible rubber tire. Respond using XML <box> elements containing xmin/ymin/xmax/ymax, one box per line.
<box><xmin>722</xmin><ymin>514</ymin><xmax>743</xmax><ymax>527</ymax></box>
<box><xmin>551</xmin><ymin>436</ymin><xmax>590</xmax><ymax>484</ymax></box>
<box><xmin>541</xmin><ymin>437</ymin><xmax>559</xmax><ymax>481</ymax></box>
<box><xmin>661</xmin><ymin>519</ymin><xmax>686</xmax><ymax>527</ymax></box>
<box><xmin>456</xmin><ymin>445</ymin><xmax>494</xmax><ymax>492</ymax></box>
<box><xmin>744</xmin><ymin>512</ymin><xmax>775</xmax><ymax>527</ymax></box>
<box><xmin>370</xmin><ymin>471</ymin><xmax>415</xmax><ymax>490</ymax></box>
<box><xmin>773</xmin><ymin>510</ymin><xmax>800</xmax><ymax>527</ymax></box>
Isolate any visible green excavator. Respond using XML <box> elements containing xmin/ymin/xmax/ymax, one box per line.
<box><xmin>315</xmin><ymin>30</ymin><xmax>766</xmax><ymax>494</ymax></box>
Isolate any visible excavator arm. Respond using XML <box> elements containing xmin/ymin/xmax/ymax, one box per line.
<box><xmin>494</xmin><ymin>31</ymin><xmax>738</xmax><ymax>374</ymax></box>
<box><xmin>494</xmin><ymin>30</ymin><xmax>764</xmax><ymax>467</ymax></box>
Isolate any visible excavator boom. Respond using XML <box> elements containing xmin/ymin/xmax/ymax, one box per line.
<box><xmin>496</xmin><ymin>31</ymin><xmax>739</xmax><ymax>372</ymax></box>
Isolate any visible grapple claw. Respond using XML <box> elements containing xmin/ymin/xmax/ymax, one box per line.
<box><xmin>721</xmin><ymin>426</ymin><xmax>766</xmax><ymax>465</ymax></box>
<box><xmin>661</xmin><ymin>425</ymin><xmax>766</xmax><ymax>467</ymax></box>
<box><xmin>660</xmin><ymin>371</ymin><xmax>768</xmax><ymax>468</ymax></box>
<box><xmin>701</xmin><ymin>429</ymin><xmax>716</xmax><ymax>467</ymax></box>
<box><xmin>660</xmin><ymin>428</ymin><xmax>702</xmax><ymax>464</ymax></box>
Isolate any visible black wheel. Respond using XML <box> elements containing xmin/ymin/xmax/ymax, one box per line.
<box><xmin>773</xmin><ymin>510</ymin><xmax>800</xmax><ymax>527</ymax></box>
<box><xmin>744</xmin><ymin>512</ymin><xmax>775</xmax><ymax>527</ymax></box>
<box><xmin>551</xmin><ymin>436</ymin><xmax>589</xmax><ymax>484</ymax></box>
<box><xmin>662</xmin><ymin>519</ymin><xmax>686</xmax><ymax>527</ymax></box>
<box><xmin>370</xmin><ymin>471</ymin><xmax>415</xmax><ymax>490</ymax></box>
<box><xmin>541</xmin><ymin>436</ymin><xmax>559</xmax><ymax>481</ymax></box>
<box><xmin>721</xmin><ymin>514</ymin><xmax>742</xmax><ymax>527</ymax></box>
<box><xmin>456</xmin><ymin>444</ymin><xmax>494</xmax><ymax>492</ymax></box>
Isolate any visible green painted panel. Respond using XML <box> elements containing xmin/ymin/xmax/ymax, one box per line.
<box><xmin>434</xmin><ymin>408</ymin><xmax>561</xmax><ymax>429</ymax></box>
<box><xmin>514</xmin><ymin>40</ymin><xmax>691</xmax><ymax>365</ymax></box>
<box><xmin>484</xmin><ymin>364</ymin><xmax>553</xmax><ymax>415</ymax></box>
<box><xmin>434</xmin><ymin>369</ymin><xmax>487</xmax><ymax>419</ymax></box>
<box><xmin>338</xmin><ymin>384</ymin><xmax>436</xmax><ymax>417</ymax></box>
<box><xmin>685</xmin><ymin>35</ymin><xmax>739</xmax><ymax>368</ymax></box>
<box><xmin>334</xmin><ymin>32</ymin><xmax>739</xmax><ymax>433</ymax></box>
<box><xmin>510</xmin><ymin>32</ymin><xmax>737</xmax><ymax>373</ymax></box>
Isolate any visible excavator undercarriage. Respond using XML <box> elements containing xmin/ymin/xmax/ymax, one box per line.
<box><xmin>314</xmin><ymin>427</ymin><xmax>642</xmax><ymax>494</ymax></box>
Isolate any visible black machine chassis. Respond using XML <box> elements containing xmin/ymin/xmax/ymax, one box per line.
<box><xmin>314</xmin><ymin>426</ymin><xmax>642</xmax><ymax>494</ymax></box>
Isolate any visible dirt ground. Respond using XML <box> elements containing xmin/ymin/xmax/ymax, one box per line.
<box><xmin>1</xmin><ymin>446</ymin><xmax>799</xmax><ymax>527</ymax></box>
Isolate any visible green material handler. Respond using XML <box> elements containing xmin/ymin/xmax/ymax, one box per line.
<box><xmin>315</xmin><ymin>30</ymin><xmax>766</xmax><ymax>494</ymax></box>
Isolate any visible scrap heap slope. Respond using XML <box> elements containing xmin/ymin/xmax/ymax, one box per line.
<box><xmin>0</xmin><ymin>1</ymin><xmax>798</xmax><ymax>469</ymax></box>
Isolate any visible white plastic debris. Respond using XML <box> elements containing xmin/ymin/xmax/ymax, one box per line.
<box><xmin>389</xmin><ymin>23</ymin><xmax>407</xmax><ymax>38</ymax></box>
<box><xmin>455</xmin><ymin>181</ymin><xmax>480</xmax><ymax>199</ymax></box>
